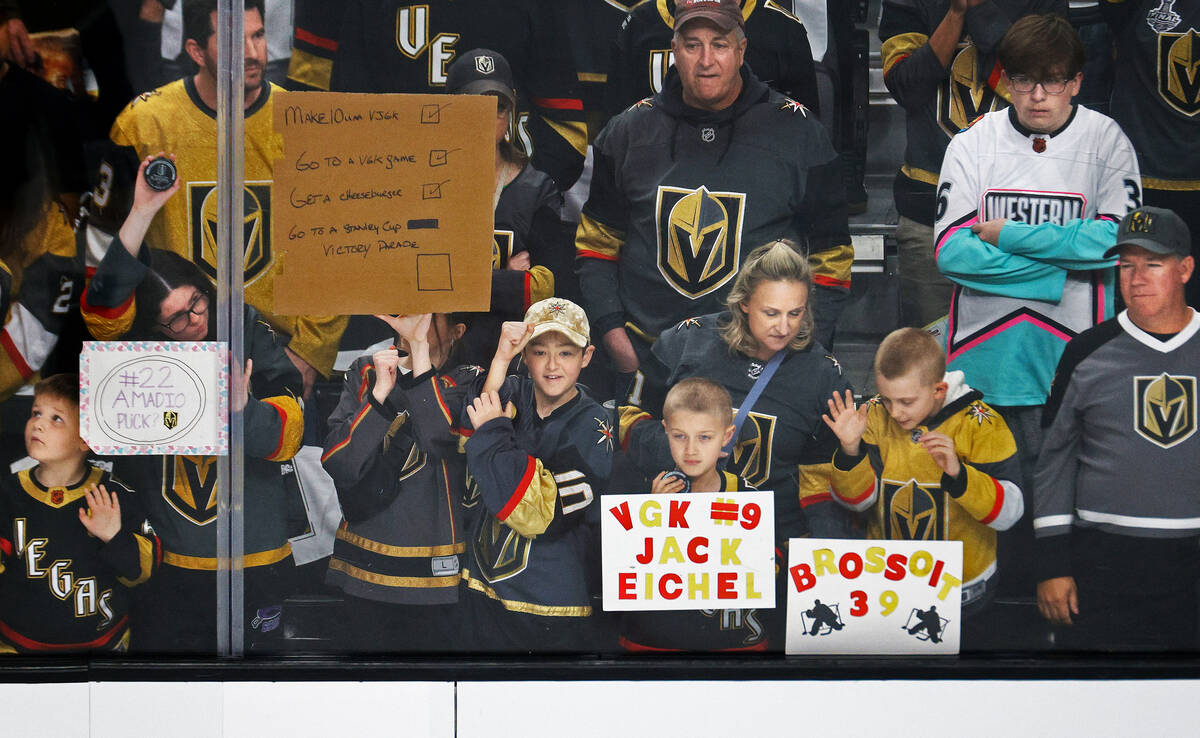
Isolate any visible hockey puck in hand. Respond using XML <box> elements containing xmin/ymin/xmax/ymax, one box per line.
<box><xmin>145</xmin><ymin>157</ymin><xmax>178</xmax><ymax>191</ymax></box>
<box><xmin>662</xmin><ymin>470</ymin><xmax>691</xmax><ymax>493</ymax></box>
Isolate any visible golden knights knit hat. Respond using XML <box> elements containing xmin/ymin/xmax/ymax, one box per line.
<box><xmin>445</xmin><ymin>48</ymin><xmax>517</xmax><ymax>111</ymax></box>
<box><xmin>1104</xmin><ymin>206</ymin><xmax>1193</xmax><ymax>258</ymax></box>
<box><xmin>524</xmin><ymin>298</ymin><xmax>590</xmax><ymax>348</ymax></box>
<box><xmin>674</xmin><ymin>0</ymin><xmax>745</xmax><ymax>32</ymax></box>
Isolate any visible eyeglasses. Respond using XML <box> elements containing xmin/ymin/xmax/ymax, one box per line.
<box><xmin>1007</xmin><ymin>75</ymin><xmax>1073</xmax><ymax>95</ymax></box>
<box><xmin>159</xmin><ymin>292</ymin><xmax>209</xmax><ymax>334</ymax></box>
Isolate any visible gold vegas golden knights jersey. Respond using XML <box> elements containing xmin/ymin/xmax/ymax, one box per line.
<box><xmin>85</xmin><ymin>78</ymin><xmax>346</xmax><ymax>376</ymax></box>
<box><xmin>831</xmin><ymin>373</ymin><xmax>1024</xmax><ymax>595</ymax></box>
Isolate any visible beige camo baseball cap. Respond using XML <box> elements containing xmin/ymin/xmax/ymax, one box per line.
<box><xmin>524</xmin><ymin>298</ymin><xmax>590</xmax><ymax>348</ymax></box>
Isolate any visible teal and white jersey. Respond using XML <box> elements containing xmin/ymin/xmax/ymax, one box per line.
<box><xmin>934</xmin><ymin>105</ymin><xmax>1140</xmax><ymax>406</ymax></box>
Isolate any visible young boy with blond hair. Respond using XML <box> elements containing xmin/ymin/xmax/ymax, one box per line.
<box><xmin>620</xmin><ymin>376</ymin><xmax>778</xmax><ymax>652</ymax></box>
<box><xmin>458</xmin><ymin>298</ymin><xmax>613</xmax><ymax>651</ymax></box>
<box><xmin>823</xmin><ymin>328</ymin><xmax>1023</xmax><ymax>627</ymax></box>
<box><xmin>649</xmin><ymin>377</ymin><xmax>739</xmax><ymax>495</ymax></box>
<box><xmin>0</xmin><ymin>374</ymin><xmax>159</xmax><ymax>653</ymax></box>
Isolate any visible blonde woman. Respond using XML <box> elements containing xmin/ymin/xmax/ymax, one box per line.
<box><xmin>620</xmin><ymin>240</ymin><xmax>855</xmax><ymax>542</ymax></box>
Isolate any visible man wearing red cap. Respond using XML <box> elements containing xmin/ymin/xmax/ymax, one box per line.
<box><xmin>576</xmin><ymin>0</ymin><xmax>853</xmax><ymax>394</ymax></box>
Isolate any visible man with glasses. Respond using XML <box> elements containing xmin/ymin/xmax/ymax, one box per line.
<box><xmin>932</xmin><ymin>13</ymin><xmax>1140</xmax><ymax>635</ymax></box>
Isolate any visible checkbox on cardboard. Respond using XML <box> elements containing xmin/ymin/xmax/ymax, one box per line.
<box><xmin>417</xmin><ymin>253</ymin><xmax>453</xmax><ymax>291</ymax></box>
<box><xmin>421</xmin><ymin>181</ymin><xmax>445</xmax><ymax>199</ymax></box>
<box><xmin>420</xmin><ymin>104</ymin><xmax>441</xmax><ymax>124</ymax></box>
<box><xmin>429</xmin><ymin>149</ymin><xmax>449</xmax><ymax>166</ymax></box>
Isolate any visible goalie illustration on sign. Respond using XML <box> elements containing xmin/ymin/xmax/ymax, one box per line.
<box><xmin>802</xmin><ymin>599</ymin><xmax>845</xmax><ymax>636</ymax></box>
<box><xmin>904</xmin><ymin>605</ymin><xmax>949</xmax><ymax>643</ymax></box>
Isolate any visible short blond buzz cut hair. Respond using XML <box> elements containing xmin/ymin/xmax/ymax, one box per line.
<box><xmin>663</xmin><ymin>377</ymin><xmax>734</xmax><ymax>426</ymax></box>
<box><xmin>874</xmin><ymin>328</ymin><xmax>946</xmax><ymax>386</ymax></box>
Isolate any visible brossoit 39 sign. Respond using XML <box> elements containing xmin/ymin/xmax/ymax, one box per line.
<box><xmin>786</xmin><ymin>539</ymin><xmax>963</xmax><ymax>654</ymax></box>
<box><xmin>601</xmin><ymin>491</ymin><xmax>775</xmax><ymax>611</ymax></box>
<box><xmin>80</xmin><ymin>341</ymin><xmax>228</xmax><ymax>455</ymax></box>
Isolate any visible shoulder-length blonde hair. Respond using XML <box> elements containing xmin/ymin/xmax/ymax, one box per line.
<box><xmin>718</xmin><ymin>240</ymin><xmax>814</xmax><ymax>356</ymax></box>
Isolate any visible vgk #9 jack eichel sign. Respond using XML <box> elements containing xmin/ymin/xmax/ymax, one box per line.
<box><xmin>786</xmin><ymin>539</ymin><xmax>963</xmax><ymax>654</ymax></box>
<box><xmin>601</xmin><ymin>491</ymin><xmax>775</xmax><ymax>611</ymax></box>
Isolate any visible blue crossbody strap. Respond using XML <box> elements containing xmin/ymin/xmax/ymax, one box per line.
<box><xmin>722</xmin><ymin>350</ymin><xmax>784</xmax><ymax>457</ymax></box>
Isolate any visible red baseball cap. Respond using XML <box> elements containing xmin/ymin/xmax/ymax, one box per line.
<box><xmin>674</xmin><ymin>0</ymin><xmax>745</xmax><ymax>33</ymax></box>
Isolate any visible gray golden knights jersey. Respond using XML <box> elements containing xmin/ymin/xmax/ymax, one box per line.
<box><xmin>1106</xmin><ymin>0</ymin><xmax>1200</xmax><ymax>187</ymax></box>
<box><xmin>879</xmin><ymin>0</ymin><xmax>1063</xmax><ymax>224</ymax></box>
<box><xmin>1034</xmin><ymin>310</ymin><xmax>1200</xmax><ymax>577</ymax></box>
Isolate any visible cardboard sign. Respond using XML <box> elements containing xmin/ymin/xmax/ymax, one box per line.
<box><xmin>785</xmin><ymin>539</ymin><xmax>963</xmax><ymax>654</ymax></box>
<box><xmin>272</xmin><ymin>91</ymin><xmax>494</xmax><ymax>315</ymax></box>
<box><xmin>601</xmin><ymin>491</ymin><xmax>776</xmax><ymax>611</ymax></box>
<box><xmin>79</xmin><ymin>341</ymin><xmax>228</xmax><ymax>455</ymax></box>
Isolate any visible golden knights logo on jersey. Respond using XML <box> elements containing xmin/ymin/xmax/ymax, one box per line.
<box><xmin>937</xmin><ymin>45</ymin><xmax>1008</xmax><ymax>137</ymax></box>
<box><xmin>474</xmin><ymin>517</ymin><xmax>531</xmax><ymax>583</ymax></box>
<box><xmin>730</xmin><ymin>411</ymin><xmax>775</xmax><ymax>488</ymax></box>
<box><xmin>162</xmin><ymin>456</ymin><xmax>218</xmax><ymax>526</ymax></box>
<box><xmin>188</xmin><ymin>182</ymin><xmax>273</xmax><ymax>285</ymax></box>
<box><xmin>655</xmin><ymin>185</ymin><xmax>746</xmax><ymax>299</ymax></box>
<box><xmin>1135</xmin><ymin>372</ymin><xmax>1197</xmax><ymax>449</ymax></box>
<box><xmin>882</xmin><ymin>478</ymin><xmax>946</xmax><ymax>541</ymax></box>
<box><xmin>492</xmin><ymin>230</ymin><xmax>514</xmax><ymax>269</ymax></box>
<box><xmin>395</xmin><ymin>5</ymin><xmax>459</xmax><ymax>85</ymax></box>
<box><xmin>1157</xmin><ymin>27</ymin><xmax>1200</xmax><ymax>116</ymax></box>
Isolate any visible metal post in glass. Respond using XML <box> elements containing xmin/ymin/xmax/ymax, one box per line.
<box><xmin>215</xmin><ymin>0</ymin><xmax>247</xmax><ymax>657</ymax></box>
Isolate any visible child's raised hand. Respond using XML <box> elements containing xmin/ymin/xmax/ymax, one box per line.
<box><xmin>78</xmin><ymin>483</ymin><xmax>121</xmax><ymax>543</ymax></box>
<box><xmin>371</xmin><ymin>347</ymin><xmax>401</xmax><ymax>403</ymax></box>
<box><xmin>465</xmin><ymin>390</ymin><xmax>513</xmax><ymax>429</ymax></box>
<box><xmin>495</xmin><ymin>321</ymin><xmax>535</xmax><ymax>364</ymax></box>
<box><xmin>822</xmin><ymin>389</ymin><xmax>869</xmax><ymax>455</ymax></box>
<box><xmin>651</xmin><ymin>471</ymin><xmax>687</xmax><ymax>495</ymax></box>
<box><xmin>918</xmin><ymin>430</ymin><xmax>961</xmax><ymax>478</ymax></box>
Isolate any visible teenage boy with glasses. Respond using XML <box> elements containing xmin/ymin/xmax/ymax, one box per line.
<box><xmin>931</xmin><ymin>13</ymin><xmax>1140</xmax><ymax>622</ymax></box>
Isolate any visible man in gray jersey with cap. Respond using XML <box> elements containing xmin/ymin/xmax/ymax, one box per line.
<box><xmin>1034</xmin><ymin>206</ymin><xmax>1199</xmax><ymax>650</ymax></box>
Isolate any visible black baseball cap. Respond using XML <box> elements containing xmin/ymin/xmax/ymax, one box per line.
<box><xmin>1104</xmin><ymin>206</ymin><xmax>1193</xmax><ymax>258</ymax></box>
<box><xmin>445</xmin><ymin>49</ymin><xmax>516</xmax><ymax>111</ymax></box>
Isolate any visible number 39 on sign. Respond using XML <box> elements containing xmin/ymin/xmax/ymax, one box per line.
<box><xmin>785</xmin><ymin>539</ymin><xmax>964</xmax><ymax>654</ymax></box>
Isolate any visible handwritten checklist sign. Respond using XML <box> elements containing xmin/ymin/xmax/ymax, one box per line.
<box><xmin>601</xmin><ymin>491</ymin><xmax>776</xmax><ymax>611</ymax></box>
<box><xmin>785</xmin><ymin>539</ymin><xmax>963</xmax><ymax>654</ymax></box>
<box><xmin>79</xmin><ymin>341</ymin><xmax>228</xmax><ymax>455</ymax></box>
<box><xmin>272</xmin><ymin>92</ymin><xmax>494</xmax><ymax>315</ymax></box>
